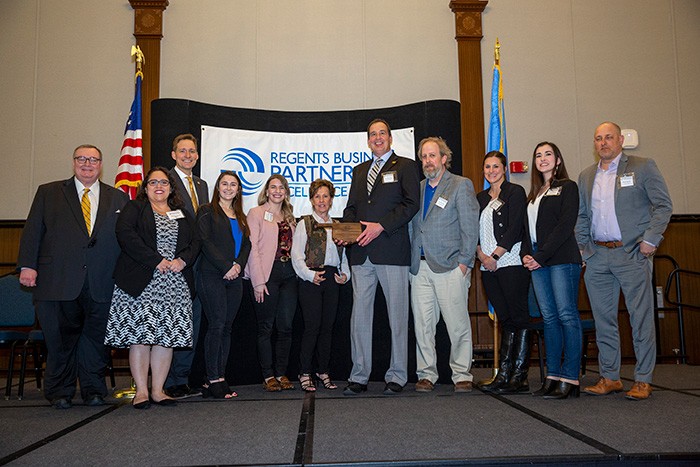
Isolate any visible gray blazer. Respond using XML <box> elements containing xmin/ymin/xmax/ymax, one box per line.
<box><xmin>575</xmin><ymin>153</ymin><xmax>672</xmax><ymax>260</ymax></box>
<box><xmin>409</xmin><ymin>170</ymin><xmax>479</xmax><ymax>275</ymax></box>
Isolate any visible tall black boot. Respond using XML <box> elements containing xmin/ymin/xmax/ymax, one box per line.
<box><xmin>479</xmin><ymin>330</ymin><xmax>515</xmax><ymax>392</ymax></box>
<box><xmin>495</xmin><ymin>328</ymin><xmax>531</xmax><ymax>394</ymax></box>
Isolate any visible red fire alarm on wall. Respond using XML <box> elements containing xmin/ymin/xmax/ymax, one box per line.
<box><xmin>509</xmin><ymin>161</ymin><xmax>528</xmax><ymax>173</ymax></box>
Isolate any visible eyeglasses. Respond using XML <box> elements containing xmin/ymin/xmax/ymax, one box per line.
<box><xmin>74</xmin><ymin>156</ymin><xmax>102</xmax><ymax>164</ymax></box>
<box><xmin>147</xmin><ymin>179</ymin><xmax>170</xmax><ymax>187</ymax></box>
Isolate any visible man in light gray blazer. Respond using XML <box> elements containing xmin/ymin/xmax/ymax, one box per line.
<box><xmin>409</xmin><ymin>137</ymin><xmax>479</xmax><ymax>392</ymax></box>
<box><xmin>576</xmin><ymin>121</ymin><xmax>672</xmax><ymax>401</ymax></box>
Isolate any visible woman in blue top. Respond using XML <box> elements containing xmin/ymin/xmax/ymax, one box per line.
<box><xmin>522</xmin><ymin>142</ymin><xmax>583</xmax><ymax>399</ymax></box>
<box><xmin>196</xmin><ymin>171</ymin><xmax>251</xmax><ymax>398</ymax></box>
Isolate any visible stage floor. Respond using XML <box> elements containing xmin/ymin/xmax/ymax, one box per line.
<box><xmin>1</xmin><ymin>364</ymin><xmax>699</xmax><ymax>466</ymax></box>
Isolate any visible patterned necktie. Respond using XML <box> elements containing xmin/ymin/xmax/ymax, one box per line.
<box><xmin>186</xmin><ymin>176</ymin><xmax>199</xmax><ymax>212</ymax></box>
<box><xmin>366</xmin><ymin>158</ymin><xmax>383</xmax><ymax>195</ymax></box>
<box><xmin>81</xmin><ymin>188</ymin><xmax>91</xmax><ymax>236</ymax></box>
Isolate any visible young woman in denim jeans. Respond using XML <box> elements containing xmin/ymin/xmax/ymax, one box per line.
<box><xmin>522</xmin><ymin>142</ymin><xmax>583</xmax><ymax>399</ymax></box>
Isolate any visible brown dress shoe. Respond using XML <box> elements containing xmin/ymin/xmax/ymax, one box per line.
<box><xmin>263</xmin><ymin>377</ymin><xmax>282</xmax><ymax>392</ymax></box>
<box><xmin>625</xmin><ymin>381</ymin><xmax>652</xmax><ymax>400</ymax></box>
<box><xmin>277</xmin><ymin>375</ymin><xmax>295</xmax><ymax>390</ymax></box>
<box><xmin>583</xmin><ymin>377</ymin><xmax>624</xmax><ymax>396</ymax></box>
<box><xmin>415</xmin><ymin>379</ymin><xmax>434</xmax><ymax>392</ymax></box>
<box><xmin>454</xmin><ymin>381</ymin><xmax>473</xmax><ymax>393</ymax></box>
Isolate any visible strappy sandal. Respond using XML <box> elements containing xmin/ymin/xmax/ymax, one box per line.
<box><xmin>208</xmin><ymin>381</ymin><xmax>238</xmax><ymax>399</ymax></box>
<box><xmin>316</xmin><ymin>373</ymin><xmax>337</xmax><ymax>390</ymax></box>
<box><xmin>299</xmin><ymin>374</ymin><xmax>316</xmax><ymax>392</ymax></box>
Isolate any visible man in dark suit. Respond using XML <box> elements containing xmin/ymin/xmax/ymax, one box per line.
<box><xmin>165</xmin><ymin>133</ymin><xmax>209</xmax><ymax>398</ymax></box>
<box><xmin>576</xmin><ymin>121</ymin><xmax>672</xmax><ymax>400</ymax></box>
<box><xmin>409</xmin><ymin>137</ymin><xmax>479</xmax><ymax>393</ymax></box>
<box><xmin>18</xmin><ymin>144</ymin><xmax>128</xmax><ymax>408</ymax></box>
<box><xmin>342</xmin><ymin>118</ymin><xmax>420</xmax><ymax>395</ymax></box>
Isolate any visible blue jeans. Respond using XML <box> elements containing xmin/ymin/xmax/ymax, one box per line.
<box><xmin>531</xmin><ymin>262</ymin><xmax>582</xmax><ymax>380</ymax></box>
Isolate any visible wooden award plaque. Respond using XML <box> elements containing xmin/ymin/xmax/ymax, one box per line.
<box><xmin>317</xmin><ymin>222</ymin><xmax>363</xmax><ymax>244</ymax></box>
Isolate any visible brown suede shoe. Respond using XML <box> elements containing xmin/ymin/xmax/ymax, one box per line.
<box><xmin>415</xmin><ymin>379</ymin><xmax>434</xmax><ymax>392</ymax></box>
<box><xmin>583</xmin><ymin>377</ymin><xmax>624</xmax><ymax>396</ymax></box>
<box><xmin>263</xmin><ymin>377</ymin><xmax>282</xmax><ymax>392</ymax></box>
<box><xmin>454</xmin><ymin>381</ymin><xmax>473</xmax><ymax>393</ymax></box>
<box><xmin>625</xmin><ymin>381</ymin><xmax>652</xmax><ymax>400</ymax></box>
<box><xmin>277</xmin><ymin>375</ymin><xmax>295</xmax><ymax>390</ymax></box>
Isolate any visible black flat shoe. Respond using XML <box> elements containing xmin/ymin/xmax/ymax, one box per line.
<box><xmin>532</xmin><ymin>378</ymin><xmax>558</xmax><ymax>397</ymax></box>
<box><xmin>543</xmin><ymin>381</ymin><xmax>580</xmax><ymax>400</ymax></box>
<box><xmin>132</xmin><ymin>399</ymin><xmax>151</xmax><ymax>410</ymax></box>
<box><xmin>151</xmin><ymin>397</ymin><xmax>178</xmax><ymax>406</ymax></box>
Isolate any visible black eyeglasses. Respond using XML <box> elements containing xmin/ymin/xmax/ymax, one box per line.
<box><xmin>74</xmin><ymin>156</ymin><xmax>102</xmax><ymax>164</ymax></box>
<box><xmin>147</xmin><ymin>179</ymin><xmax>170</xmax><ymax>187</ymax></box>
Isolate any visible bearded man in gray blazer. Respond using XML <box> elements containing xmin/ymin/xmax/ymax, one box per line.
<box><xmin>576</xmin><ymin>121</ymin><xmax>672</xmax><ymax>401</ymax></box>
<box><xmin>409</xmin><ymin>137</ymin><xmax>479</xmax><ymax>393</ymax></box>
<box><xmin>18</xmin><ymin>145</ymin><xmax>128</xmax><ymax>408</ymax></box>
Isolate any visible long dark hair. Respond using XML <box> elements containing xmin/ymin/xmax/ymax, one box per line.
<box><xmin>527</xmin><ymin>142</ymin><xmax>569</xmax><ymax>204</ymax></box>
<box><xmin>211</xmin><ymin>171</ymin><xmax>249</xmax><ymax>236</ymax></box>
<box><xmin>137</xmin><ymin>166</ymin><xmax>184</xmax><ymax>210</ymax></box>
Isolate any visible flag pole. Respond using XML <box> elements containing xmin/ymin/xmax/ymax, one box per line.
<box><xmin>113</xmin><ymin>45</ymin><xmax>145</xmax><ymax>400</ymax></box>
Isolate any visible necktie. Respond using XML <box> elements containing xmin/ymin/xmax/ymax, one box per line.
<box><xmin>81</xmin><ymin>188</ymin><xmax>91</xmax><ymax>236</ymax></box>
<box><xmin>366</xmin><ymin>158</ymin><xmax>382</xmax><ymax>195</ymax></box>
<box><xmin>186</xmin><ymin>176</ymin><xmax>199</xmax><ymax>212</ymax></box>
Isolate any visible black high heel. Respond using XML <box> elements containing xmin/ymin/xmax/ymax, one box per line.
<box><xmin>543</xmin><ymin>381</ymin><xmax>580</xmax><ymax>399</ymax></box>
<box><xmin>208</xmin><ymin>381</ymin><xmax>238</xmax><ymax>399</ymax></box>
<box><xmin>532</xmin><ymin>378</ymin><xmax>558</xmax><ymax>397</ymax></box>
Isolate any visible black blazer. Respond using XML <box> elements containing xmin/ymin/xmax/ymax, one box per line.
<box><xmin>169</xmin><ymin>168</ymin><xmax>210</xmax><ymax>219</ymax></box>
<box><xmin>17</xmin><ymin>178</ymin><xmax>128</xmax><ymax>302</ymax></box>
<box><xmin>196</xmin><ymin>203</ymin><xmax>251</xmax><ymax>275</ymax></box>
<box><xmin>522</xmin><ymin>179</ymin><xmax>582</xmax><ymax>266</ymax></box>
<box><xmin>113</xmin><ymin>199</ymin><xmax>200</xmax><ymax>298</ymax></box>
<box><xmin>342</xmin><ymin>152</ymin><xmax>420</xmax><ymax>266</ymax></box>
<box><xmin>477</xmin><ymin>181</ymin><xmax>526</xmax><ymax>253</ymax></box>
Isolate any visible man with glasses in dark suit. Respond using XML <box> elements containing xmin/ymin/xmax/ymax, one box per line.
<box><xmin>18</xmin><ymin>144</ymin><xmax>128</xmax><ymax>408</ymax></box>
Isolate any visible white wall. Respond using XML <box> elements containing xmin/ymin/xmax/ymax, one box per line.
<box><xmin>1</xmin><ymin>0</ymin><xmax>698</xmax><ymax>219</ymax></box>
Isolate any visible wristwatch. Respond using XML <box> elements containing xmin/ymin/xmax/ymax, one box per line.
<box><xmin>491</xmin><ymin>253</ymin><xmax>500</xmax><ymax>260</ymax></box>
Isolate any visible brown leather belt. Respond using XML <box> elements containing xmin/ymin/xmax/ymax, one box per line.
<box><xmin>594</xmin><ymin>240</ymin><xmax>623</xmax><ymax>248</ymax></box>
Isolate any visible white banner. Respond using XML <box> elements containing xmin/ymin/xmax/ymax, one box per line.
<box><xmin>200</xmin><ymin>125</ymin><xmax>415</xmax><ymax>217</ymax></box>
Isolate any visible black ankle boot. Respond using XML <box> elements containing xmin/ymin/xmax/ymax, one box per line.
<box><xmin>479</xmin><ymin>330</ymin><xmax>516</xmax><ymax>392</ymax></box>
<box><xmin>543</xmin><ymin>381</ymin><xmax>580</xmax><ymax>399</ymax></box>
<box><xmin>532</xmin><ymin>378</ymin><xmax>558</xmax><ymax>397</ymax></box>
<box><xmin>495</xmin><ymin>328</ymin><xmax>531</xmax><ymax>394</ymax></box>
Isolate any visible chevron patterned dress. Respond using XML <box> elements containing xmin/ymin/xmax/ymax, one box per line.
<box><xmin>105</xmin><ymin>212</ymin><xmax>193</xmax><ymax>348</ymax></box>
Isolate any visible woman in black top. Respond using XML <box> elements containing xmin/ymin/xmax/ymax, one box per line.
<box><xmin>197</xmin><ymin>171</ymin><xmax>251</xmax><ymax>399</ymax></box>
<box><xmin>522</xmin><ymin>142</ymin><xmax>583</xmax><ymax>399</ymax></box>
<box><xmin>476</xmin><ymin>151</ymin><xmax>532</xmax><ymax>394</ymax></box>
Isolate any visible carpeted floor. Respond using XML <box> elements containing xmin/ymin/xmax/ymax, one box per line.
<box><xmin>1</xmin><ymin>365</ymin><xmax>699</xmax><ymax>466</ymax></box>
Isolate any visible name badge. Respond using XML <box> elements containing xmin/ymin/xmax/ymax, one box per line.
<box><xmin>619</xmin><ymin>173</ymin><xmax>635</xmax><ymax>188</ymax></box>
<box><xmin>264</xmin><ymin>211</ymin><xmax>274</xmax><ymax>222</ymax></box>
<box><xmin>491</xmin><ymin>198</ymin><xmax>505</xmax><ymax>211</ymax></box>
<box><xmin>435</xmin><ymin>196</ymin><xmax>448</xmax><ymax>209</ymax></box>
<box><xmin>382</xmin><ymin>171</ymin><xmax>397</xmax><ymax>183</ymax></box>
<box><xmin>167</xmin><ymin>210</ymin><xmax>185</xmax><ymax>220</ymax></box>
<box><xmin>544</xmin><ymin>186</ymin><xmax>562</xmax><ymax>196</ymax></box>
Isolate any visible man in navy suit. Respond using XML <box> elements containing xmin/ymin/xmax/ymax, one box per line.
<box><xmin>576</xmin><ymin>122</ymin><xmax>672</xmax><ymax>400</ymax></box>
<box><xmin>18</xmin><ymin>144</ymin><xmax>128</xmax><ymax>408</ymax></box>
<box><xmin>165</xmin><ymin>133</ymin><xmax>209</xmax><ymax>398</ymax></box>
<box><xmin>342</xmin><ymin>118</ymin><xmax>420</xmax><ymax>395</ymax></box>
<box><xmin>409</xmin><ymin>137</ymin><xmax>479</xmax><ymax>393</ymax></box>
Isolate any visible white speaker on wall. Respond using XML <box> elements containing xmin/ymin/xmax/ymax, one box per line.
<box><xmin>622</xmin><ymin>129</ymin><xmax>639</xmax><ymax>149</ymax></box>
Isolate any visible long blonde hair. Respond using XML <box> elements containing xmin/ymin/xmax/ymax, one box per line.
<box><xmin>258</xmin><ymin>174</ymin><xmax>296</xmax><ymax>226</ymax></box>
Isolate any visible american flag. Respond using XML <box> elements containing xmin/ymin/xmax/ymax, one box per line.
<box><xmin>115</xmin><ymin>73</ymin><xmax>143</xmax><ymax>200</ymax></box>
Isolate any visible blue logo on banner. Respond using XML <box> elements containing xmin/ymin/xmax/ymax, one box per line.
<box><xmin>221</xmin><ymin>147</ymin><xmax>266</xmax><ymax>196</ymax></box>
